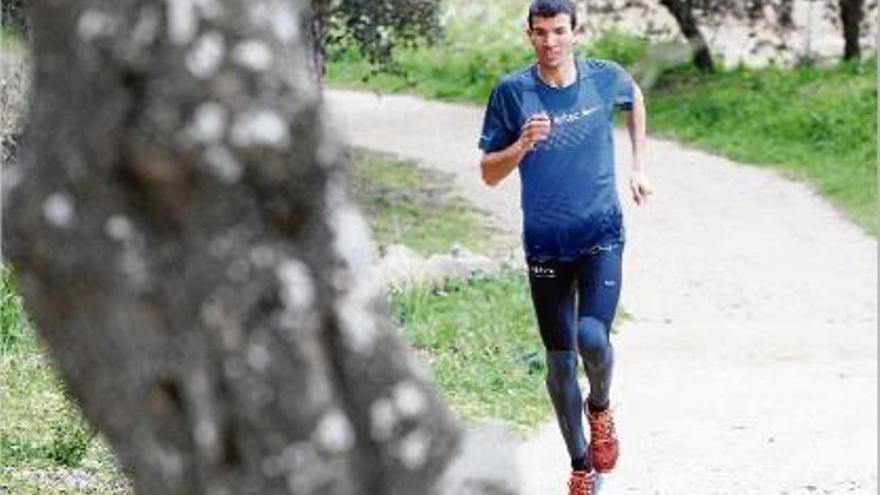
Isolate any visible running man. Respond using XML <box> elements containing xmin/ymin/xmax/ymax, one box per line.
<box><xmin>478</xmin><ymin>1</ymin><xmax>651</xmax><ymax>493</ymax></box>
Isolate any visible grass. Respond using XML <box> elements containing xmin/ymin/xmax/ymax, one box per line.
<box><xmin>391</xmin><ymin>270</ymin><xmax>549</xmax><ymax>430</ymax></box>
<box><xmin>327</xmin><ymin>8</ymin><xmax>878</xmax><ymax>235</ymax></box>
<box><xmin>347</xmin><ymin>148</ymin><xmax>497</xmax><ymax>255</ymax></box>
<box><xmin>648</xmin><ymin>60</ymin><xmax>877</xmax><ymax>233</ymax></box>
<box><xmin>1</xmin><ymin>266</ymin><xmax>128</xmax><ymax>494</ymax></box>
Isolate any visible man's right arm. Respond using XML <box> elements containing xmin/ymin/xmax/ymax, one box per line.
<box><xmin>480</xmin><ymin>113</ymin><xmax>550</xmax><ymax>187</ymax></box>
<box><xmin>480</xmin><ymin>140</ymin><xmax>529</xmax><ymax>187</ymax></box>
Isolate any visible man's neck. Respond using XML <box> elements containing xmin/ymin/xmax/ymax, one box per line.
<box><xmin>537</xmin><ymin>59</ymin><xmax>577</xmax><ymax>88</ymax></box>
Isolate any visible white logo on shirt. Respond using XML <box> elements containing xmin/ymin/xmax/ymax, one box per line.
<box><xmin>552</xmin><ymin>106</ymin><xmax>600</xmax><ymax>125</ymax></box>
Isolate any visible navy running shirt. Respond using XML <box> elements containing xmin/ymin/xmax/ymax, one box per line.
<box><xmin>478</xmin><ymin>58</ymin><xmax>635</xmax><ymax>261</ymax></box>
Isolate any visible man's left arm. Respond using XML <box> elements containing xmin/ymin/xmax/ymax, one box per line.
<box><xmin>623</xmin><ymin>83</ymin><xmax>652</xmax><ymax>206</ymax></box>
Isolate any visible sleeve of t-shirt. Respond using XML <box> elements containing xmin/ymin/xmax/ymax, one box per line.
<box><xmin>478</xmin><ymin>82</ymin><xmax>518</xmax><ymax>153</ymax></box>
<box><xmin>608</xmin><ymin>61</ymin><xmax>635</xmax><ymax>111</ymax></box>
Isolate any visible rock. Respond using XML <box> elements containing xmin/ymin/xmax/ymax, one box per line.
<box><xmin>419</xmin><ymin>249</ymin><xmax>496</xmax><ymax>285</ymax></box>
<box><xmin>376</xmin><ymin>243</ymin><xmax>426</xmax><ymax>288</ymax></box>
<box><xmin>375</xmin><ymin>243</ymin><xmax>522</xmax><ymax>290</ymax></box>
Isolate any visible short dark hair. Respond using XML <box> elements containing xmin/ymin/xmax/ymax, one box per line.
<box><xmin>527</xmin><ymin>0</ymin><xmax>577</xmax><ymax>30</ymax></box>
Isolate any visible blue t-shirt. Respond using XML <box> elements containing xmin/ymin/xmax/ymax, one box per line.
<box><xmin>478</xmin><ymin>58</ymin><xmax>635</xmax><ymax>261</ymax></box>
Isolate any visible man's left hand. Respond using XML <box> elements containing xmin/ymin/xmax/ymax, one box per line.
<box><xmin>629</xmin><ymin>171</ymin><xmax>653</xmax><ymax>206</ymax></box>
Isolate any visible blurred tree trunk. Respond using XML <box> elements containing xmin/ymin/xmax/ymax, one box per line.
<box><xmin>659</xmin><ymin>0</ymin><xmax>716</xmax><ymax>72</ymax></box>
<box><xmin>839</xmin><ymin>0</ymin><xmax>863</xmax><ymax>60</ymax></box>
<box><xmin>309</xmin><ymin>0</ymin><xmax>330</xmax><ymax>80</ymax></box>
<box><xmin>2</xmin><ymin>1</ymin><xmax>511</xmax><ymax>493</ymax></box>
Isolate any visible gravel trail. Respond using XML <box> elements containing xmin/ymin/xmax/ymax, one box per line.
<box><xmin>326</xmin><ymin>88</ymin><xmax>877</xmax><ymax>495</ymax></box>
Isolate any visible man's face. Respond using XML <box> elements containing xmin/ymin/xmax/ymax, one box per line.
<box><xmin>527</xmin><ymin>14</ymin><xmax>576</xmax><ymax>69</ymax></box>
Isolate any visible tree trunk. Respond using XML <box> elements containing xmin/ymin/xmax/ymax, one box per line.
<box><xmin>659</xmin><ymin>0</ymin><xmax>715</xmax><ymax>72</ymax></box>
<box><xmin>309</xmin><ymin>0</ymin><xmax>330</xmax><ymax>81</ymax></box>
<box><xmin>778</xmin><ymin>0</ymin><xmax>794</xmax><ymax>28</ymax></box>
<box><xmin>2</xmin><ymin>1</ymin><xmax>513</xmax><ymax>493</ymax></box>
<box><xmin>839</xmin><ymin>0</ymin><xmax>863</xmax><ymax>60</ymax></box>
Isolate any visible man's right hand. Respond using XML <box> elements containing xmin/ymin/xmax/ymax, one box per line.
<box><xmin>519</xmin><ymin>113</ymin><xmax>551</xmax><ymax>151</ymax></box>
<box><xmin>481</xmin><ymin>112</ymin><xmax>551</xmax><ymax>186</ymax></box>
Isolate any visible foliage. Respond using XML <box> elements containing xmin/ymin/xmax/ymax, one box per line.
<box><xmin>320</xmin><ymin>0</ymin><xmax>442</xmax><ymax>74</ymax></box>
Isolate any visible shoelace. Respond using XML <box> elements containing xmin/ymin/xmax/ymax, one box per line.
<box><xmin>590</xmin><ymin>410</ymin><xmax>616</xmax><ymax>442</ymax></box>
<box><xmin>568</xmin><ymin>472</ymin><xmax>594</xmax><ymax>495</ymax></box>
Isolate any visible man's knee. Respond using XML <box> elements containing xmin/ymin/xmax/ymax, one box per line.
<box><xmin>546</xmin><ymin>350</ymin><xmax>579</xmax><ymax>386</ymax></box>
<box><xmin>577</xmin><ymin>316</ymin><xmax>609</xmax><ymax>359</ymax></box>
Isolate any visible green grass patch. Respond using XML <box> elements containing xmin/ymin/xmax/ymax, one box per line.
<box><xmin>1</xmin><ymin>267</ymin><xmax>127</xmax><ymax>493</ymax></box>
<box><xmin>1</xmin><ymin>265</ymin><xmax>33</xmax><ymax>353</ymax></box>
<box><xmin>648</xmin><ymin>60</ymin><xmax>877</xmax><ymax>233</ymax></box>
<box><xmin>391</xmin><ymin>270</ymin><xmax>550</xmax><ymax>430</ymax></box>
<box><xmin>0</xmin><ymin>26</ymin><xmax>28</xmax><ymax>46</ymax></box>
<box><xmin>347</xmin><ymin>148</ymin><xmax>496</xmax><ymax>255</ymax></box>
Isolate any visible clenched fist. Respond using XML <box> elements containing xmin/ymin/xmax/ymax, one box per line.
<box><xmin>519</xmin><ymin>112</ymin><xmax>551</xmax><ymax>151</ymax></box>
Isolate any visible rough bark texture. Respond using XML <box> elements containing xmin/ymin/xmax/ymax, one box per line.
<box><xmin>2</xmin><ymin>1</ymin><xmax>512</xmax><ymax>493</ymax></box>
<box><xmin>839</xmin><ymin>0</ymin><xmax>864</xmax><ymax>59</ymax></box>
<box><xmin>659</xmin><ymin>0</ymin><xmax>716</xmax><ymax>72</ymax></box>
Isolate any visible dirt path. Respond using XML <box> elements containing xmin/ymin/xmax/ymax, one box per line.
<box><xmin>325</xmin><ymin>89</ymin><xmax>877</xmax><ymax>495</ymax></box>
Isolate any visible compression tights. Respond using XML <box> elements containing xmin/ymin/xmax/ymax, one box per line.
<box><xmin>527</xmin><ymin>243</ymin><xmax>622</xmax><ymax>471</ymax></box>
